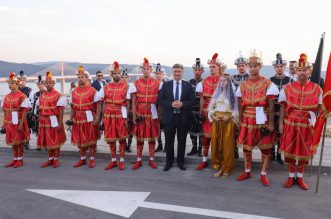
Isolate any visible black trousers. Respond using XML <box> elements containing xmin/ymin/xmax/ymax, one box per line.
<box><xmin>164</xmin><ymin>114</ymin><xmax>188</xmax><ymax>166</ymax></box>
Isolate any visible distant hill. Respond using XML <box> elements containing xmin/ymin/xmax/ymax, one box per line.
<box><xmin>0</xmin><ymin>60</ymin><xmax>44</xmax><ymax>77</ymax></box>
<box><xmin>0</xmin><ymin>60</ymin><xmax>326</xmax><ymax>80</ymax></box>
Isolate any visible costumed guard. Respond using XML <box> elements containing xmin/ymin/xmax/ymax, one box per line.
<box><xmin>17</xmin><ymin>70</ymin><xmax>33</xmax><ymax>150</ymax></box>
<box><xmin>70</xmin><ymin>66</ymin><xmax>102</xmax><ymax>168</ymax></box>
<box><xmin>187</xmin><ymin>58</ymin><xmax>204</xmax><ymax>157</ymax></box>
<box><xmin>131</xmin><ymin>58</ymin><xmax>160</xmax><ymax>170</ymax></box>
<box><xmin>1</xmin><ymin>72</ymin><xmax>31</xmax><ymax>168</ymax></box>
<box><xmin>236</xmin><ymin>50</ymin><xmax>279</xmax><ymax>186</ymax></box>
<box><xmin>279</xmin><ymin>54</ymin><xmax>322</xmax><ymax>190</ymax></box>
<box><xmin>30</xmin><ymin>75</ymin><xmax>46</xmax><ymax>145</ymax></box>
<box><xmin>121</xmin><ymin>69</ymin><xmax>134</xmax><ymax>152</ymax></box>
<box><xmin>102</xmin><ymin>62</ymin><xmax>130</xmax><ymax>170</ymax></box>
<box><xmin>231</xmin><ymin>54</ymin><xmax>249</xmax><ymax>159</ymax></box>
<box><xmin>270</xmin><ymin>53</ymin><xmax>290</xmax><ymax>164</ymax></box>
<box><xmin>195</xmin><ymin>53</ymin><xmax>223</xmax><ymax>170</ymax></box>
<box><xmin>154</xmin><ymin>63</ymin><xmax>166</xmax><ymax>153</ymax></box>
<box><xmin>208</xmin><ymin>74</ymin><xmax>238</xmax><ymax>178</ymax></box>
<box><xmin>35</xmin><ymin>72</ymin><xmax>67</xmax><ymax>168</ymax></box>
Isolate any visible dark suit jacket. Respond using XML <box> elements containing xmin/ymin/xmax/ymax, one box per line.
<box><xmin>158</xmin><ymin>80</ymin><xmax>195</xmax><ymax>126</ymax></box>
<box><xmin>92</xmin><ymin>79</ymin><xmax>106</xmax><ymax>91</ymax></box>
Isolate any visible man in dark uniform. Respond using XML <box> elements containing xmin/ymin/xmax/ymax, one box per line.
<box><xmin>231</xmin><ymin>55</ymin><xmax>249</xmax><ymax>159</ymax></box>
<box><xmin>187</xmin><ymin>58</ymin><xmax>204</xmax><ymax>157</ymax></box>
<box><xmin>270</xmin><ymin>53</ymin><xmax>290</xmax><ymax>164</ymax></box>
<box><xmin>92</xmin><ymin>71</ymin><xmax>106</xmax><ymax>91</ymax></box>
<box><xmin>154</xmin><ymin>63</ymin><xmax>166</xmax><ymax>153</ymax></box>
<box><xmin>17</xmin><ymin>71</ymin><xmax>33</xmax><ymax>150</ymax></box>
<box><xmin>121</xmin><ymin>69</ymin><xmax>134</xmax><ymax>152</ymax></box>
<box><xmin>30</xmin><ymin>75</ymin><xmax>46</xmax><ymax>149</ymax></box>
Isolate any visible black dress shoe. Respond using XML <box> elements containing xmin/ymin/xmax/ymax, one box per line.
<box><xmin>155</xmin><ymin>144</ymin><xmax>163</xmax><ymax>152</ymax></box>
<box><xmin>163</xmin><ymin>164</ymin><xmax>172</xmax><ymax>171</ymax></box>
<box><xmin>187</xmin><ymin>147</ymin><xmax>198</xmax><ymax>156</ymax></box>
<box><xmin>178</xmin><ymin>165</ymin><xmax>186</xmax><ymax>171</ymax></box>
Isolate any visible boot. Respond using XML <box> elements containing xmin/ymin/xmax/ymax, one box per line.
<box><xmin>41</xmin><ymin>160</ymin><xmax>53</xmax><ymax>168</ymax></box>
<box><xmin>155</xmin><ymin>144</ymin><xmax>163</xmax><ymax>152</ymax></box>
<box><xmin>5</xmin><ymin>160</ymin><xmax>17</xmax><ymax>168</ymax></box>
<box><xmin>284</xmin><ymin>177</ymin><xmax>295</xmax><ymax>188</ymax></box>
<box><xmin>132</xmin><ymin>161</ymin><xmax>142</xmax><ymax>170</ymax></box>
<box><xmin>187</xmin><ymin>146</ymin><xmax>198</xmax><ymax>156</ymax></box>
<box><xmin>53</xmin><ymin>160</ymin><xmax>60</xmax><ymax>168</ymax></box>
<box><xmin>297</xmin><ymin>177</ymin><xmax>309</xmax><ymax>190</ymax></box>
<box><xmin>73</xmin><ymin>159</ymin><xmax>86</xmax><ymax>167</ymax></box>
<box><xmin>261</xmin><ymin>175</ymin><xmax>270</xmax><ymax>186</ymax></box>
<box><xmin>105</xmin><ymin>161</ymin><xmax>117</xmax><ymax>170</ymax></box>
<box><xmin>236</xmin><ymin>172</ymin><xmax>251</xmax><ymax>181</ymax></box>
<box><xmin>13</xmin><ymin>160</ymin><xmax>23</xmax><ymax>168</ymax></box>
<box><xmin>196</xmin><ymin>161</ymin><xmax>207</xmax><ymax>170</ymax></box>
<box><xmin>126</xmin><ymin>144</ymin><xmax>132</xmax><ymax>153</ymax></box>
<box><xmin>119</xmin><ymin>161</ymin><xmax>125</xmax><ymax>170</ymax></box>
<box><xmin>149</xmin><ymin>160</ymin><xmax>157</xmax><ymax>169</ymax></box>
<box><xmin>89</xmin><ymin>160</ymin><xmax>95</xmax><ymax>168</ymax></box>
<box><xmin>197</xmin><ymin>146</ymin><xmax>202</xmax><ymax>157</ymax></box>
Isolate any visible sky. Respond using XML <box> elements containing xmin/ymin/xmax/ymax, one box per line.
<box><xmin>0</xmin><ymin>0</ymin><xmax>330</xmax><ymax>70</ymax></box>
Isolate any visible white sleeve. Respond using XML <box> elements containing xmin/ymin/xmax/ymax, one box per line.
<box><xmin>56</xmin><ymin>96</ymin><xmax>67</xmax><ymax>107</ymax></box>
<box><xmin>34</xmin><ymin>99</ymin><xmax>39</xmax><ymax>115</ymax></box>
<box><xmin>93</xmin><ymin>90</ymin><xmax>102</xmax><ymax>103</ymax></box>
<box><xmin>130</xmin><ymin>83</ymin><xmax>137</xmax><ymax>93</ymax></box>
<box><xmin>126</xmin><ymin>84</ymin><xmax>133</xmax><ymax>100</ymax></box>
<box><xmin>278</xmin><ymin>89</ymin><xmax>286</xmax><ymax>102</ymax></box>
<box><xmin>267</xmin><ymin>83</ymin><xmax>280</xmax><ymax>96</ymax></box>
<box><xmin>318</xmin><ymin>93</ymin><xmax>322</xmax><ymax>104</ymax></box>
<box><xmin>99</xmin><ymin>88</ymin><xmax>105</xmax><ymax>100</ymax></box>
<box><xmin>236</xmin><ymin>87</ymin><xmax>242</xmax><ymax>97</ymax></box>
<box><xmin>1</xmin><ymin>98</ymin><xmax>4</xmax><ymax>108</ymax></box>
<box><xmin>21</xmin><ymin>98</ymin><xmax>32</xmax><ymax>108</ymax></box>
<box><xmin>195</xmin><ymin>82</ymin><xmax>202</xmax><ymax>93</ymax></box>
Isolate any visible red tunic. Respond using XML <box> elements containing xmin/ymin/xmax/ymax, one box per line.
<box><xmin>71</xmin><ymin>85</ymin><xmax>99</xmax><ymax>148</ymax></box>
<box><xmin>279</xmin><ymin>81</ymin><xmax>321</xmax><ymax>161</ymax></box>
<box><xmin>201</xmin><ymin>75</ymin><xmax>220</xmax><ymax>137</ymax></box>
<box><xmin>133</xmin><ymin>78</ymin><xmax>160</xmax><ymax>141</ymax></box>
<box><xmin>2</xmin><ymin>91</ymin><xmax>30</xmax><ymax>146</ymax></box>
<box><xmin>37</xmin><ymin>89</ymin><xmax>66</xmax><ymax>150</ymax></box>
<box><xmin>237</xmin><ymin>76</ymin><xmax>275</xmax><ymax>151</ymax></box>
<box><xmin>103</xmin><ymin>81</ymin><xmax>129</xmax><ymax>143</ymax></box>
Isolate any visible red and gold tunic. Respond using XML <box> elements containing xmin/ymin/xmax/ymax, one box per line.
<box><xmin>200</xmin><ymin>74</ymin><xmax>220</xmax><ymax>137</ymax></box>
<box><xmin>103</xmin><ymin>81</ymin><xmax>129</xmax><ymax>143</ymax></box>
<box><xmin>133</xmin><ymin>77</ymin><xmax>160</xmax><ymax>141</ymax></box>
<box><xmin>37</xmin><ymin>89</ymin><xmax>66</xmax><ymax>150</ymax></box>
<box><xmin>71</xmin><ymin>85</ymin><xmax>100</xmax><ymax>148</ymax></box>
<box><xmin>237</xmin><ymin>76</ymin><xmax>277</xmax><ymax>151</ymax></box>
<box><xmin>2</xmin><ymin>91</ymin><xmax>30</xmax><ymax>146</ymax></box>
<box><xmin>279</xmin><ymin>81</ymin><xmax>322</xmax><ymax>161</ymax></box>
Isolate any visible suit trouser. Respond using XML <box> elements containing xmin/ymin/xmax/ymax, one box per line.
<box><xmin>164</xmin><ymin>114</ymin><xmax>188</xmax><ymax>166</ymax></box>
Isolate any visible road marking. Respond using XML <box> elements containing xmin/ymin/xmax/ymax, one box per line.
<box><xmin>27</xmin><ymin>189</ymin><xmax>282</xmax><ymax>219</ymax></box>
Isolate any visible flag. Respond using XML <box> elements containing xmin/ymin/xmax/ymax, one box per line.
<box><xmin>310</xmin><ymin>34</ymin><xmax>324</xmax><ymax>87</ymax></box>
<box><xmin>312</xmin><ymin>52</ymin><xmax>331</xmax><ymax>152</ymax></box>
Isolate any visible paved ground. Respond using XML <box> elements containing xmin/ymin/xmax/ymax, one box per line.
<box><xmin>0</xmin><ymin>153</ymin><xmax>330</xmax><ymax>219</ymax></box>
<box><xmin>0</xmin><ymin>119</ymin><xmax>330</xmax><ymax>219</ymax></box>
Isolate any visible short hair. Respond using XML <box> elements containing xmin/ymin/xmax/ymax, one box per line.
<box><xmin>172</xmin><ymin>63</ymin><xmax>184</xmax><ymax>70</ymax></box>
<box><xmin>96</xmin><ymin>71</ymin><xmax>103</xmax><ymax>75</ymax></box>
<box><xmin>289</xmin><ymin>61</ymin><xmax>297</xmax><ymax>64</ymax></box>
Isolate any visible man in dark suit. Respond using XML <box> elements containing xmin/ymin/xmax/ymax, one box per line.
<box><xmin>91</xmin><ymin>71</ymin><xmax>106</xmax><ymax>91</ymax></box>
<box><xmin>158</xmin><ymin>63</ymin><xmax>195</xmax><ymax>171</ymax></box>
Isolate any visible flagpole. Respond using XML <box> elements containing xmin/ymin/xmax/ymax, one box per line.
<box><xmin>315</xmin><ymin>117</ymin><xmax>328</xmax><ymax>193</ymax></box>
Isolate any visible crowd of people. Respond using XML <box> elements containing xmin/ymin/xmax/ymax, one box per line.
<box><xmin>1</xmin><ymin>51</ymin><xmax>324</xmax><ymax>191</ymax></box>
